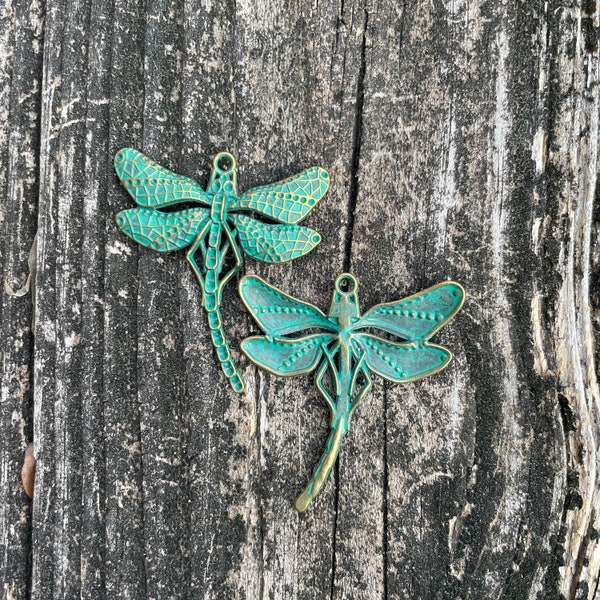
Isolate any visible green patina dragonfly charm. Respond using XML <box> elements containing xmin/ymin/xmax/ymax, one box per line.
<box><xmin>114</xmin><ymin>148</ymin><xmax>329</xmax><ymax>393</ymax></box>
<box><xmin>239</xmin><ymin>273</ymin><xmax>464</xmax><ymax>512</ymax></box>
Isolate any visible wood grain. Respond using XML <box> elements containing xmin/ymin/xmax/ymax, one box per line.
<box><xmin>0</xmin><ymin>0</ymin><xmax>43</xmax><ymax>597</ymax></box>
<box><xmin>1</xmin><ymin>0</ymin><xmax>599</xmax><ymax>598</ymax></box>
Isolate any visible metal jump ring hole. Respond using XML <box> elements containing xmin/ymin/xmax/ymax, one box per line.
<box><xmin>337</xmin><ymin>275</ymin><xmax>356</xmax><ymax>294</ymax></box>
<box><xmin>214</xmin><ymin>152</ymin><xmax>236</xmax><ymax>174</ymax></box>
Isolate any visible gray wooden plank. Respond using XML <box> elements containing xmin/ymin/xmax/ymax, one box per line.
<box><xmin>79</xmin><ymin>0</ymin><xmax>118</xmax><ymax>596</ymax></box>
<box><xmin>31</xmin><ymin>0</ymin><xmax>149</xmax><ymax>598</ymax></box>
<box><xmin>134</xmin><ymin>0</ymin><xmax>192</xmax><ymax>597</ymax></box>
<box><xmin>231</xmin><ymin>1</ymin><xmax>367</xmax><ymax>597</ymax></box>
<box><xmin>15</xmin><ymin>0</ymin><xmax>600</xmax><ymax>598</ymax></box>
<box><xmin>0</xmin><ymin>0</ymin><xmax>44</xmax><ymax>598</ymax></box>
<box><xmin>345</xmin><ymin>1</ymin><xmax>568</xmax><ymax>598</ymax></box>
<box><xmin>98</xmin><ymin>2</ymin><xmax>147</xmax><ymax>598</ymax></box>
<box><xmin>178</xmin><ymin>2</ymin><xmax>259</xmax><ymax>598</ymax></box>
<box><xmin>544</xmin><ymin>3</ymin><xmax>600</xmax><ymax>598</ymax></box>
<box><xmin>102</xmin><ymin>1</ymin><xmax>148</xmax><ymax>598</ymax></box>
<box><xmin>32</xmin><ymin>0</ymin><xmax>90</xmax><ymax>595</ymax></box>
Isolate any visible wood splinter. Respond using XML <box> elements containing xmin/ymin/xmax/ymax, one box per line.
<box><xmin>21</xmin><ymin>443</ymin><xmax>36</xmax><ymax>499</ymax></box>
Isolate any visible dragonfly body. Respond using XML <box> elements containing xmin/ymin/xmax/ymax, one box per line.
<box><xmin>191</xmin><ymin>162</ymin><xmax>243</xmax><ymax>389</ymax></box>
<box><xmin>239</xmin><ymin>273</ymin><xmax>464</xmax><ymax>511</ymax></box>
<box><xmin>115</xmin><ymin>149</ymin><xmax>329</xmax><ymax>393</ymax></box>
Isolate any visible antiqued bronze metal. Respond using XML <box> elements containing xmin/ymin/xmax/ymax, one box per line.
<box><xmin>239</xmin><ymin>273</ymin><xmax>464</xmax><ymax>511</ymax></box>
<box><xmin>114</xmin><ymin>148</ymin><xmax>329</xmax><ymax>392</ymax></box>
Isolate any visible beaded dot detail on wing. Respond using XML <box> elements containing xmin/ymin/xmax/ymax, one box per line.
<box><xmin>114</xmin><ymin>148</ymin><xmax>330</xmax><ymax>393</ymax></box>
<box><xmin>239</xmin><ymin>273</ymin><xmax>464</xmax><ymax>512</ymax></box>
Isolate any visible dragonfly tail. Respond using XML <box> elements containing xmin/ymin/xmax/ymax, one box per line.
<box><xmin>205</xmin><ymin>302</ymin><xmax>245</xmax><ymax>393</ymax></box>
<box><xmin>294</xmin><ymin>421</ymin><xmax>345</xmax><ymax>512</ymax></box>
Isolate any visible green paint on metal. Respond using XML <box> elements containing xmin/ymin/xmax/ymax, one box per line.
<box><xmin>239</xmin><ymin>273</ymin><xmax>465</xmax><ymax>511</ymax></box>
<box><xmin>114</xmin><ymin>148</ymin><xmax>329</xmax><ymax>393</ymax></box>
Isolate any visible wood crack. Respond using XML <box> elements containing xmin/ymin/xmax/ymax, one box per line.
<box><xmin>342</xmin><ymin>7</ymin><xmax>368</xmax><ymax>274</ymax></box>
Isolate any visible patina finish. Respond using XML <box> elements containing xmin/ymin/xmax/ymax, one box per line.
<box><xmin>114</xmin><ymin>148</ymin><xmax>329</xmax><ymax>392</ymax></box>
<box><xmin>240</xmin><ymin>273</ymin><xmax>465</xmax><ymax>511</ymax></box>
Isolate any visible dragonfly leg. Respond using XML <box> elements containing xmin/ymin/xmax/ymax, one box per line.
<box><xmin>348</xmin><ymin>351</ymin><xmax>372</xmax><ymax>428</ymax></box>
<box><xmin>316</xmin><ymin>343</ymin><xmax>341</xmax><ymax>423</ymax></box>
<box><xmin>216</xmin><ymin>222</ymin><xmax>243</xmax><ymax>304</ymax></box>
<box><xmin>322</xmin><ymin>343</ymin><xmax>341</xmax><ymax>395</ymax></box>
<box><xmin>315</xmin><ymin>356</ymin><xmax>336</xmax><ymax>423</ymax></box>
<box><xmin>185</xmin><ymin>223</ymin><xmax>210</xmax><ymax>293</ymax></box>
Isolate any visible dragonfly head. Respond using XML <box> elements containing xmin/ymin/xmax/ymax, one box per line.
<box><xmin>208</xmin><ymin>152</ymin><xmax>238</xmax><ymax>197</ymax></box>
<box><xmin>328</xmin><ymin>273</ymin><xmax>360</xmax><ymax>326</ymax></box>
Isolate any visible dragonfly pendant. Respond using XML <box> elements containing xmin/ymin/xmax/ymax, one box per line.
<box><xmin>239</xmin><ymin>273</ymin><xmax>464</xmax><ymax>511</ymax></box>
<box><xmin>114</xmin><ymin>148</ymin><xmax>329</xmax><ymax>393</ymax></box>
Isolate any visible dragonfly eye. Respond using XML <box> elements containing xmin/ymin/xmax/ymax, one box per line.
<box><xmin>335</xmin><ymin>274</ymin><xmax>357</xmax><ymax>295</ymax></box>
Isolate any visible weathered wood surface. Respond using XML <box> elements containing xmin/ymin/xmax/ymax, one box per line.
<box><xmin>0</xmin><ymin>0</ymin><xmax>43</xmax><ymax>597</ymax></box>
<box><xmin>1</xmin><ymin>0</ymin><xmax>600</xmax><ymax>598</ymax></box>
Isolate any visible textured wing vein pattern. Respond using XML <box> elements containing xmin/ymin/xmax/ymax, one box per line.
<box><xmin>356</xmin><ymin>282</ymin><xmax>464</xmax><ymax>341</ymax></box>
<box><xmin>352</xmin><ymin>334</ymin><xmax>451</xmax><ymax>382</ymax></box>
<box><xmin>231</xmin><ymin>166</ymin><xmax>329</xmax><ymax>224</ymax></box>
<box><xmin>240</xmin><ymin>275</ymin><xmax>337</xmax><ymax>338</ymax></box>
<box><xmin>241</xmin><ymin>334</ymin><xmax>333</xmax><ymax>376</ymax></box>
<box><xmin>115</xmin><ymin>148</ymin><xmax>211</xmax><ymax>208</ymax></box>
<box><xmin>232</xmin><ymin>214</ymin><xmax>321</xmax><ymax>263</ymax></box>
<box><xmin>116</xmin><ymin>207</ymin><xmax>210</xmax><ymax>252</ymax></box>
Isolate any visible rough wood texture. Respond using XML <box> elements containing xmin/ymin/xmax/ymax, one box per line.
<box><xmin>1</xmin><ymin>1</ymin><xmax>600</xmax><ymax>598</ymax></box>
<box><xmin>1</xmin><ymin>0</ymin><xmax>43</xmax><ymax>597</ymax></box>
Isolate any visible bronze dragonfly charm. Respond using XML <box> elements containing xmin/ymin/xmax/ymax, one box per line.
<box><xmin>115</xmin><ymin>148</ymin><xmax>329</xmax><ymax>392</ymax></box>
<box><xmin>240</xmin><ymin>273</ymin><xmax>464</xmax><ymax>511</ymax></box>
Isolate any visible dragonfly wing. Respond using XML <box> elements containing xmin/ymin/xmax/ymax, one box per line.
<box><xmin>230</xmin><ymin>166</ymin><xmax>330</xmax><ymax>224</ymax></box>
<box><xmin>116</xmin><ymin>207</ymin><xmax>210</xmax><ymax>252</ymax></box>
<box><xmin>114</xmin><ymin>148</ymin><xmax>211</xmax><ymax>208</ymax></box>
<box><xmin>352</xmin><ymin>334</ymin><xmax>452</xmax><ymax>383</ymax></box>
<box><xmin>355</xmin><ymin>282</ymin><xmax>464</xmax><ymax>341</ymax></box>
<box><xmin>241</xmin><ymin>334</ymin><xmax>332</xmax><ymax>376</ymax></box>
<box><xmin>239</xmin><ymin>275</ymin><xmax>338</xmax><ymax>338</ymax></box>
<box><xmin>232</xmin><ymin>214</ymin><xmax>321</xmax><ymax>263</ymax></box>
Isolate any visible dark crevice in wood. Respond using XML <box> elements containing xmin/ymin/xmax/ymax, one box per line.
<box><xmin>231</xmin><ymin>0</ymin><xmax>238</xmax><ymax>149</ymax></box>
<box><xmin>328</xmin><ymin>6</ymin><xmax>370</xmax><ymax>597</ymax></box>
<box><xmin>137</xmin><ymin>0</ymin><xmax>150</xmax><ymax>592</ymax></box>
<box><xmin>329</xmin><ymin>460</ymin><xmax>340</xmax><ymax>600</ymax></box>
<box><xmin>532</xmin><ymin>5</ymin><xmax>570</xmax><ymax>597</ymax></box>
<box><xmin>1</xmin><ymin>0</ymin><xmax>44</xmax><ymax>593</ymax></box>
<box><xmin>256</xmin><ymin>377</ymin><xmax>266</xmax><ymax>600</ymax></box>
<box><xmin>177</xmin><ymin>0</ymin><xmax>192</xmax><ymax>589</ymax></box>
<box><xmin>135</xmin><ymin>378</ymin><xmax>149</xmax><ymax>598</ymax></box>
<box><xmin>343</xmin><ymin>8</ymin><xmax>368</xmax><ymax>274</ymax></box>
<box><xmin>382</xmin><ymin>386</ymin><xmax>389</xmax><ymax>600</ymax></box>
<box><xmin>257</xmin><ymin>463</ymin><xmax>266</xmax><ymax>597</ymax></box>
